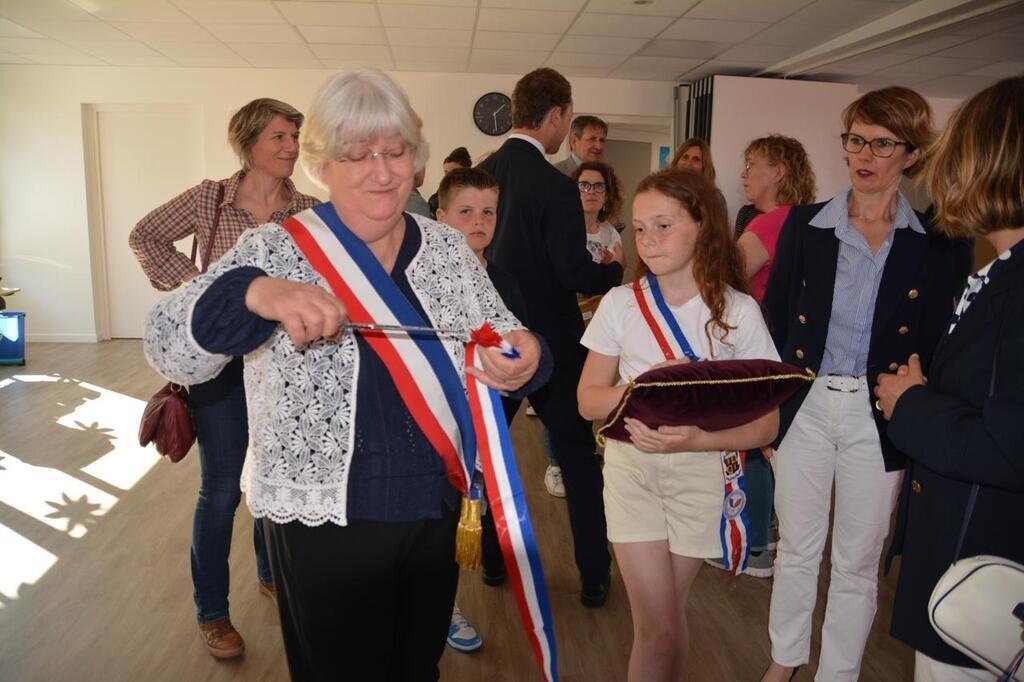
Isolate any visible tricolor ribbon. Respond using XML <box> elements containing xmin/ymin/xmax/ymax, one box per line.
<box><xmin>632</xmin><ymin>274</ymin><xmax>751</xmax><ymax>576</ymax></box>
<box><xmin>283</xmin><ymin>206</ymin><xmax>558</xmax><ymax>680</ymax></box>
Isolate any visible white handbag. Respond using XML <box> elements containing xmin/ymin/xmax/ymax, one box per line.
<box><xmin>929</xmin><ymin>553</ymin><xmax>1024</xmax><ymax>680</ymax></box>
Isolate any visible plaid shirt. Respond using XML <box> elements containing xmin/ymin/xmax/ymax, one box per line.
<box><xmin>129</xmin><ymin>170</ymin><xmax>320</xmax><ymax>291</ymax></box>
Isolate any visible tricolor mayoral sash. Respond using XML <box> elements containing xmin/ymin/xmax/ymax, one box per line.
<box><xmin>632</xmin><ymin>274</ymin><xmax>751</xmax><ymax>576</ymax></box>
<box><xmin>283</xmin><ymin>205</ymin><xmax>558</xmax><ymax>682</ymax></box>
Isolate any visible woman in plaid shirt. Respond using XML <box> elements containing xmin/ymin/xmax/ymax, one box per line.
<box><xmin>129</xmin><ymin>98</ymin><xmax>319</xmax><ymax>659</ymax></box>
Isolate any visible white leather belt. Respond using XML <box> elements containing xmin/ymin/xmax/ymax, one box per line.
<box><xmin>824</xmin><ymin>374</ymin><xmax>864</xmax><ymax>392</ymax></box>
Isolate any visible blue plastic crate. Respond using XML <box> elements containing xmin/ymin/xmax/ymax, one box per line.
<box><xmin>0</xmin><ymin>312</ymin><xmax>26</xmax><ymax>366</ymax></box>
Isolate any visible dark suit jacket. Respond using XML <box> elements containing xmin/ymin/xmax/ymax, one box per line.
<box><xmin>763</xmin><ymin>200</ymin><xmax>972</xmax><ymax>471</ymax></box>
<box><xmin>480</xmin><ymin>138</ymin><xmax>622</xmax><ymax>356</ymax></box>
<box><xmin>885</xmin><ymin>248</ymin><xmax>1024</xmax><ymax>665</ymax></box>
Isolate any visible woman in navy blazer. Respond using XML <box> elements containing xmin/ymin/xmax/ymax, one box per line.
<box><xmin>876</xmin><ymin>76</ymin><xmax>1024</xmax><ymax>682</ymax></box>
<box><xmin>760</xmin><ymin>88</ymin><xmax>972</xmax><ymax>682</ymax></box>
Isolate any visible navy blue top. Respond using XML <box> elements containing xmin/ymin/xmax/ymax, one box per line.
<box><xmin>191</xmin><ymin>215</ymin><xmax>551</xmax><ymax>522</ymax></box>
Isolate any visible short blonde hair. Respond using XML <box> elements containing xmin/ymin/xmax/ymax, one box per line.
<box><xmin>926</xmin><ymin>76</ymin><xmax>1024</xmax><ymax>239</ymax></box>
<box><xmin>842</xmin><ymin>86</ymin><xmax>933</xmax><ymax>178</ymax></box>
<box><xmin>228</xmin><ymin>98</ymin><xmax>303</xmax><ymax>171</ymax></box>
<box><xmin>671</xmin><ymin>138</ymin><xmax>716</xmax><ymax>182</ymax></box>
<box><xmin>300</xmin><ymin>69</ymin><xmax>429</xmax><ymax>188</ymax></box>
<box><xmin>745</xmin><ymin>134</ymin><xmax>816</xmax><ymax>205</ymax></box>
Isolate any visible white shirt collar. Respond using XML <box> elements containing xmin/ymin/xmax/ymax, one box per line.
<box><xmin>508</xmin><ymin>133</ymin><xmax>546</xmax><ymax>156</ymax></box>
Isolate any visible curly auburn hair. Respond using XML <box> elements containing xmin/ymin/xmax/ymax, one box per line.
<box><xmin>634</xmin><ymin>168</ymin><xmax>749</xmax><ymax>354</ymax></box>
<box><xmin>745</xmin><ymin>134</ymin><xmax>817</xmax><ymax>206</ymax></box>
<box><xmin>574</xmin><ymin>160</ymin><xmax>622</xmax><ymax>223</ymax></box>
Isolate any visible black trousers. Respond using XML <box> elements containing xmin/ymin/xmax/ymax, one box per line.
<box><xmin>263</xmin><ymin>507</ymin><xmax>459</xmax><ymax>682</ymax></box>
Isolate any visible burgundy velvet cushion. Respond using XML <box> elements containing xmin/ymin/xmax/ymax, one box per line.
<box><xmin>598</xmin><ymin>358</ymin><xmax>813</xmax><ymax>443</ymax></box>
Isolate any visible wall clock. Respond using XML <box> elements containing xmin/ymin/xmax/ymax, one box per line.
<box><xmin>473</xmin><ymin>91</ymin><xmax>512</xmax><ymax>136</ymax></box>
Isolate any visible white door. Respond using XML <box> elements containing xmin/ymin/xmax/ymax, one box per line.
<box><xmin>602</xmin><ymin>138</ymin><xmax>652</xmax><ymax>284</ymax></box>
<box><xmin>90</xmin><ymin>105</ymin><xmax>203</xmax><ymax>338</ymax></box>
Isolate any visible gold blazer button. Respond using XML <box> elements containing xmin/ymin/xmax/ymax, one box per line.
<box><xmin>889</xmin><ymin>362</ymin><xmax>899</xmax><ymax>371</ymax></box>
<box><xmin>798</xmin><ymin>314</ymin><xmax>807</xmax><ymax>324</ymax></box>
<box><xmin>898</xmin><ymin>325</ymin><xmax>910</xmax><ymax>335</ymax></box>
<box><xmin>795</xmin><ymin>349</ymin><xmax>805</xmax><ymax>359</ymax></box>
<box><xmin>908</xmin><ymin>289</ymin><xmax>919</xmax><ymax>299</ymax></box>
<box><xmin>911</xmin><ymin>480</ymin><xmax>922</xmax><ymax>493</ymax></box>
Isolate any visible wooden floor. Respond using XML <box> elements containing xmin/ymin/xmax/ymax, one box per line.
<box><xmin>0</xmin><ymin>341</ymin><xmax>913</xmax><ymax>681</ymax></box>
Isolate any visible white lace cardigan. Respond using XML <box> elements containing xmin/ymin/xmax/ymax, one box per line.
<box><xmin>144</xmin><ymin>211</ymin><xmax>521</xmax><ymax>527</ymax></box>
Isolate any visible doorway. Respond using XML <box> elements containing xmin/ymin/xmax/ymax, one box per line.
<box><xmin>602</xmin><ymin>138</ymin><xmax>652</xmax><ymax>284</ymax></box>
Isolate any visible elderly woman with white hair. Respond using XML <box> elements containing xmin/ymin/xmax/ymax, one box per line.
<box><xmin>143</xmin><ymin>69</ymin><xmax>545</xmax><ymax>680</ymax></box>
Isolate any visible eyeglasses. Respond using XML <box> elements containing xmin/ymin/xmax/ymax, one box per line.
<box><xmin>578</xmin><ymin>181</ymin><xmax>607</xmax><ymax>194</ymax></box>
<box><xmin>337</xmin><ymin>144</ymin><xmax>416</xmax><ymax>168</ymax></box>
<box><xmin>841</xmin><ymin>133</ymin><xmax>915</xmax><ymax>158</ymax></box>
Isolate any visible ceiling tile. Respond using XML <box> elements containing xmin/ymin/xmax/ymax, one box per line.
<box><xmin>474</xmin><ymin>30</ymin><xmax>559</xmax><ymax>52</ymax></box>
<box><xmin>247</xmin><ymin>57</ymin><xmax>324</xmax><ymax>69</ymax></box>
<box><xmin>555</xmin><ymin>34</ymin><xmax>645</xmax><ymax>55</ymax></box>
<box><xmin>310</xmin><ymin>43</ymin><xmax>392</xmax><ymax>63</ymax></box>
<box><xmin>934</xmin><ymin>37</ymin><xmax>1024</xmax><ymax>62</ymax></box>
<box><xmin>387</xmin><ymin>27</ymin><xmax>471</xmax><ymax>48</ymax></box>
<box><xmin>682</xmin><ymin>58</ymin><xmax>762</xmax><ymax>78</ymax></box>
<box><xmin>0</xmin><ymin>18</ymin><xmax>42</xmax><ymax>38</ymax></box>
<box><xmin>29</xmin><ymin>53</ymin><xmax>107</xmax><ymax>64</ymax></box>
<box><xmin>546</xmin><ymin>51</ymin><xmax>625</xmax><ymax>68</ymax></box>
<box><xmin>851</xmin><ymin>70</ymin><xmax>936</xmax><ymax>87</ymax></box>
<box><xmin>377</xmin><ymin>0</ymin><xmax>474</xmax><ymax>5</ymax></box>
<box><xmin>481</xmin><ymin>0</ymin><xmax>585</xmax><ymax>9</ymax></box>
<box><xmin>584</xmin><ymin>0</ymin><xmax>696</xmax><ymax>17</ymax></box>
<box><xmin>102</xmin><ymin>54</ymin><xmax>176</xmax><ymax>66</ymax></box>
<box><xmin>685</xmin><ymin>0</ymin><xmax>815</xmax><ymax>23</ymax></box>
<box><xmin>394</xmin><ymin>59</ymin><xmax>466</xmax><ymax>72</ymax></box>
<box><xmin>28</xmin><ymin>20</ymin><xmax>133</xmax><ymax>41</ymax></box>
<box><xmin>68</xmin><ymin>40</ymin><xmax>162</xmax><ymax>57</ymax></box>
<box><xmin>112</xmin><ymin>22</ymin><xmax>217</xmax><ymax>42</ymax></box>
<box><xmin>886</xmin><ymin>32</ymin><xmax>974</xmax><ymax>56</ymax></box>
<box><xmin>945</xmin><ymin>6</ymin><xmax>1024</xmax><ymax>37</ymax></box>
<box><xmin>814</xmin><ymin>50</ymin><xmax>914</xmax><ymax>75</ymax></box>
<box><xmin>0</xmin><ymin>0</ymin><xmax>96</xmax><ymax>23</ymax></box>
<box><xmin>151</xmin><ymin>41</ymin><xmax>240</xmax><ymax>58</ymax></box>
<box><xmin>299</xmin><ymin>25</ymin><xmax>385</xmax><ymax>44</ymax></box>
<box><xmin>745</xmin><ymin>21</ymin><xmax>839</xmax><ymax>46</ymax></box>
<box><xmin>171</xmin><ymin>55</ymin><xmax>249</xmax><ymax>67</ymax></box>
<box><xmin>172</xmin><ymin>1</ymin><xmax>286</xmax><ymax>25</ymax></box>
<box><xmin>917</xmin><ymin>74</ymin><xmax>998</xmax><ymax>98</ymax></box>
<box><xmin>966</xmin><ymin>60</ymin><xmax>1024</xmax><ymax>79</ymax></box>
<box><xmin>607</xmin><ymin>67</ymin><xmax>680</xmax><ymax>81</ymax></box>
<box><xmin>639</xmin><ymin>39</ymin><xmax>730</xmax><ymax>60</ymax></box>
<box><xmin>477</xmin><ymin>8</ymin><xmax>576</xmax><ymax>34</ymax></box>
<box><xmin>620</xmin><ymin>55</ymin><xmax>703</xmax><ymax>72</ymax></box>
<box><xmin>887</xmin><ymin>55</ymin><xmax>990</xmax><ymax>76</ymax></box>
<box><xmin>714</xmin><ymin>42</ymin><xmax>796</xmax><ymax>62</ymax></box>
<box><xmin>67</xmin><ymin>0</ymin><xmax>191</xmax><ymax>23</ymax></box>
<box><xmin>787</xmin><ymin>0</ymin><xmax>901</xmax><ymax>26</ymax></box>
<box><xmin>554</xmin><ymin>65</ymin><xmax>614</xmax><ymax>78</ymax></box>
<box><xmin>378</xmin><ymin>5</ymin><xmax>475</xmax><ymax>30</ymax></box>
<box><xmin>273</xmin><ymin>1</ymin><xmax>380</xmax><ymax>27</ymax></box>
<box><xmin>391</xmin><ymin>44</ymin><xmax>467</xmax><ymax>62</ymax></box>
<box><xmin>660</xmin><ymin>17</ymin><xmax>769</xmax><ymax>42</ymax></box>
<box><xmin>319</xmin><ymin>56</ymin><xmax>394</xmax><ymax>69</ymax></box>
<box><xmin>471</xmin><ymin>48</ymin><xmax>549</xmax><ymax>66</ymax></box>
<box><xmin>206</xmin><ymin>23</ymin><xmax>303</xmax><ymax>44</ymax></box>
<box><xmin>229</xmin><ymin>42</ymin><xmax>314</xmax><ymax>59</ymax></box>
<box><xmin>0</xmin><ymin>49</ymin><xmax>32</xmax><ymax>62</ymax></box>
<box><xmin>468</xmin><ymin>62</ymin><xmax>532</xmax><ymax>74</ymax></box>
<box><xmin>0</xmin><ymin>37</ymin><xmax>85</xmax><ymax>55</ymax></box>
<box><xmin>569</xmin><ymin>13</ymin><xmax>674</xmax><ymax>38</ymax></box>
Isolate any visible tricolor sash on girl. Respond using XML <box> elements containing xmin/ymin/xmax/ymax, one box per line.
<box><xmin>283</xmin><ymin>205</ymin><xmax>558</xmax><ymax>681</ymax></box>
<box><xmin>633</xmin><ymin>274</ymin><xmax>751</xmax><ymax>576</ymax></box>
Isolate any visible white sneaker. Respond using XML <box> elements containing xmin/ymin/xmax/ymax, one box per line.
<box><xmin>525</xmin><ymin>404</ymin><xmax>537</xmax><ymax>416</ymax></box>
<box><xmin>544</xmin><ymin>465</ymin><xmax>566</xmax><ymax>498</ymax></box>
<box><xmin>447</xmin><ymin>605</ymin><xmax>482</xmax><ymax>652</ymax></box>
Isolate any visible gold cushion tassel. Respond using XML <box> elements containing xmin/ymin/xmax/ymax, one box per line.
<box><xmin>455</xmin><ymin>495</ymin><xmax>482</xmax><ymax>570</ymax></box>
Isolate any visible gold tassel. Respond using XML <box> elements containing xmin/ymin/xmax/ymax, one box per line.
<box><xmin>455</xmin><ymin>495</ymin><xmax>482</xmax><ymax>571</ymax></box>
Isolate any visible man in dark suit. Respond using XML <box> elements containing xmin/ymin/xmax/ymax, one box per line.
<box><xmin>480</xmin><ymin>68</ymin><xmax>623</xmax><ymax>606</ymax></box>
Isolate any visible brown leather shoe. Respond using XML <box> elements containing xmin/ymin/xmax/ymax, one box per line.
<box><xmin>258</xmin><ymin>581</ymin><xmax>276</xmax><ymax>601</ymax></box>
<box><xmin>198</xmin><ymin>617</ymin><xmax>245</xmax><ymax>659</ymax></box>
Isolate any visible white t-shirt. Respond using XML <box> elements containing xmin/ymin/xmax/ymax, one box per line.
<box><xmin>585</xmin><ymin>222</ymin><xmax>622</xmax><ymax>263</ymax></box>
<box><xmin>581</xmin><ymin>282</ymin><xmax>780</xmax><ymax>384</ymax></box>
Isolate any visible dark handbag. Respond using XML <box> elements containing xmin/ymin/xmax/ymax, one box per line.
<box><xmin>138</xmin><ymin>185</ymin><xmax>224</xmax><ymax>461</ymax></box>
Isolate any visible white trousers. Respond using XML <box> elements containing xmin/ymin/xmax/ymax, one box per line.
<box><xmin>914</xmin><ymin>651</ymin><xmax>997</xmax><ymax>681</ymax></box>
<box><xmin>768</xmin><ymin>377</ymin><xmax>902</xmax><ymax>682</ymax></box>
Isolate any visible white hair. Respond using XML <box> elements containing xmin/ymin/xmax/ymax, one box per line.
<box><xmin>300</xmin><ymin>69</ymin><xmax>429</xmax><ymax>188</ymax></box>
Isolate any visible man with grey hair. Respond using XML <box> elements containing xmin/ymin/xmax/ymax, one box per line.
<box><xmin>480</xmin><ymin>68</ymin><xmax>622</xmax><ymax>608</ymax></box>
<box><xmin>553</xmin><ymin>114</ymin><xmax>608</xmax><ymax>177</ymax></box>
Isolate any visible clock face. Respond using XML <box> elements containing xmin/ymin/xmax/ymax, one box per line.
<box><xmin>473</xmin><ymin>92</ymin><xmax>513</xmax><ymax>136</ymax></box>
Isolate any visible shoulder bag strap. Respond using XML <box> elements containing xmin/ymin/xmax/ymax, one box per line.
<box><xmin>199</xmin><ymin>184</ymin><xmax>226</xmax><ymax>273</ymax></box>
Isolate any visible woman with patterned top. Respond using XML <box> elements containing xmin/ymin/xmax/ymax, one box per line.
<box><xmin>143</xmin><ymin>70</ymin><xmax>545</xmax><ymax>681</ymax></box>
<box><xmin>129</xmin><ymin>97</ymin><xmax>319</xmax><ymax>658</ymax></box>
<box><xmin>876</xmin><ymin>75</ymin><xmax>1024</xmax><ymax>682</ymax></box>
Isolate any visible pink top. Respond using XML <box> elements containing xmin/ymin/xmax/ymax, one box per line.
<box><xmin>746</xmin><ymin>205</ymin><xmax>792</xmax><ymax>303</ymax></box>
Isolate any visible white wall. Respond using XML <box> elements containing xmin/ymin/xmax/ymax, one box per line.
<box><xmin>0</xmin><ymin>64</ymin><xmax>674</xmax><ymax>342</ymax></box>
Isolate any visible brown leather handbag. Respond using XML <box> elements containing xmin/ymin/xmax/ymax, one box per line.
<box><xmin>138</xmin><ymin>186</ymin><xmax>224</xmax><ymax>462</ymax></box>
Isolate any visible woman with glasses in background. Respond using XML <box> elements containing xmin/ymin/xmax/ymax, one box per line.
<box><xmin>575</xmin><ymin>161</ymin><xmax>624</xmax><ymax>265</ymax></box>
<box><xmin>760</xmin><ymin>87</ymin><xmax>972</xmax><ymax>682</ymax></box>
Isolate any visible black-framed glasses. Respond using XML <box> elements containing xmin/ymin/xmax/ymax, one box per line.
<box><xmin>578</xmin><ymin>181</ymin><xmax>607</xmax><ymax>194</ymax></box>
<box><xmin>841</xmin><ymin>133</ymin><xmax>915</xmax><ymax>158</ymax></box>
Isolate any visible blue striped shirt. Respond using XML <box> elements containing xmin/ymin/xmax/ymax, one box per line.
<box><xmin>812</xmin><ymin>190</ymin><xmax>924</xmax><ymax>376</ymax></box>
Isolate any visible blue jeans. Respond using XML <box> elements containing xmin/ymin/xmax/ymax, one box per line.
<box><xmin>541</xmin><ymin>426</ymin><xmax>559</xmax><ymax>467</ymax></box>
<box><xmin>189</xmin><ymin>357</ymin><xmax>272</xmax><ymax>623</ymax></box>
<box><xmin>744</xmin><ymin>450</ymin><xmax>775</xmax><ymax>552</ymax></box>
